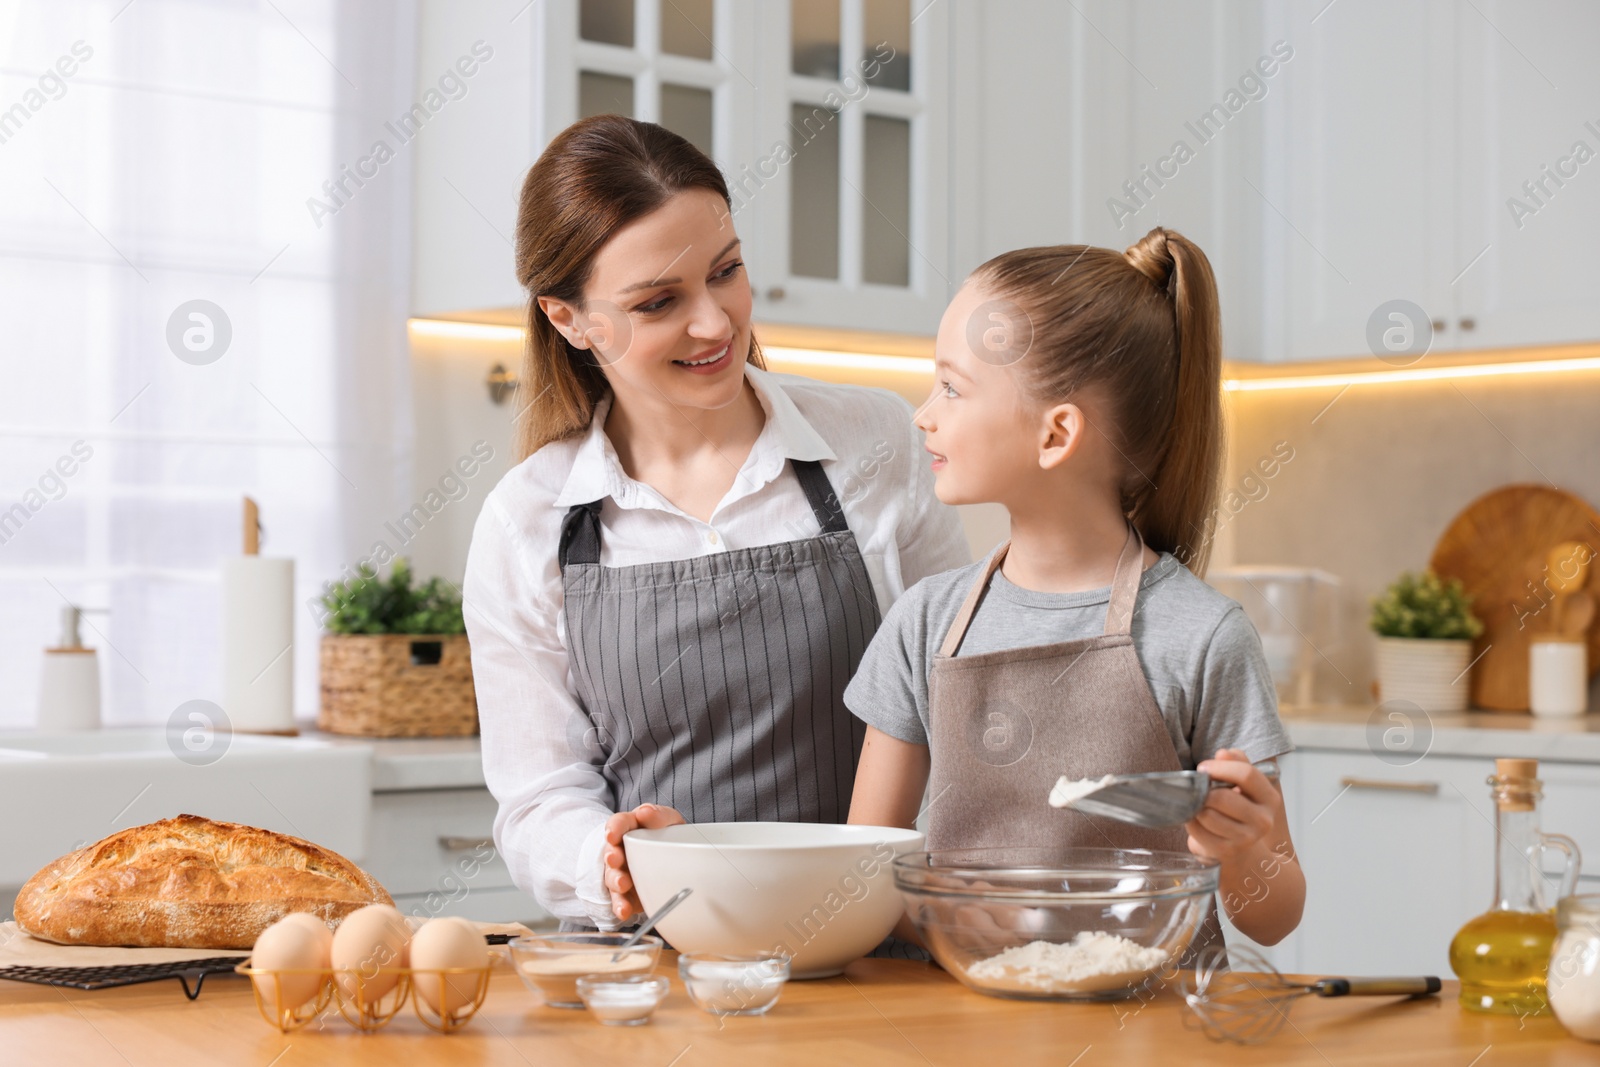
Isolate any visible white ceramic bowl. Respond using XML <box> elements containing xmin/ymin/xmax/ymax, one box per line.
<box><xmin>624</xmin><ymin>822</ymin><xmax>925</xmax><ymax>978</ymax></box>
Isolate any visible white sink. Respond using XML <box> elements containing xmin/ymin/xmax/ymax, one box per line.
<box><xmin>0</xmin><ymin>728</ymin><xmax>374</xmax><ymax>889</ymax></box>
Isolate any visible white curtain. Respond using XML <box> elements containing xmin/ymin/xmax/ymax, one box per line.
<box><xmin>0</xmin><ymin>0</ymin><xmax>418</xmax><ymax>728</ymax></box>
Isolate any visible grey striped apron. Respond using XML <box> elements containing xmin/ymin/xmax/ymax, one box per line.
<box><xmin>558</xmin><ymin>458</ymin><xmax>880</xmax><ymax>830</ymax></box>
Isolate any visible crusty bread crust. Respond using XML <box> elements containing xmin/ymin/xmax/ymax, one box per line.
<box><xmin>14</xmin><ymin>814</ymin><xmax>393</xmax><ymax>949</ymax></box>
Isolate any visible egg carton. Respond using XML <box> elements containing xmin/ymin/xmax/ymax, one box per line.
<box><xmin>234</xmin><ymin>963</ymin><xmax>493</xmax><ymax>1033</ymax></box>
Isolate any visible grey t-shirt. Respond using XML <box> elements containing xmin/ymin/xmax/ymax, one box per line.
<box><xmin>845</xmin><ymin>552</ymin><xmax>1294</xmax><ymax>770</ymax></box>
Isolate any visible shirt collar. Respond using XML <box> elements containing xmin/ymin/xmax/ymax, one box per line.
<box><xmin>551</xmin><ymin>363</ymin><xmax>835</xmax><ymax>510</ymax></box>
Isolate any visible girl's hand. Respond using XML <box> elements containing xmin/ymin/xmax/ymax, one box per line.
<box><xmin>601</xmin><ymin>803</ymin><xmax>685</xmax><ymax>922</ymax></box>
<box><xmin>1184</xmin><ymin>748</ymin><xmax>1278</xmax><ymax>863</ymax></box>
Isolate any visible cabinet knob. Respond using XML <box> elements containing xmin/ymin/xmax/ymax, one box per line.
<box><xmin>764</xmin><ymin>286</ymin><xmax>786</xmax><ymax>302</ymax></box>
<box><xmin>1458</xmin><ymin>317</ymin><xmax>1476</xmax><ymax>331</ymax></box>
<box><xmin>1430</xmin><ymin>319</ymin><xmax>1447</xmax><ymax>332</ymax></box>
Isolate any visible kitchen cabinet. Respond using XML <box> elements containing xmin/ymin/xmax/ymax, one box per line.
<box><xmin>364</xmin><ymin>787</ymin><xmax>545</xmax><ymax>925</ymax></box>
<box><xmin>411</xmin><ymin>0</ymin><xmax>957</xmax><ymax>335</ymax></box>
<box><xmin>1234</xmin><ymin>746</ymin><xmax>1600</xmax><ymax>979</ymax></box>
<box><xmin>959</xmin><ymin>0</ymin><xmax>1600</xmax><ymax>363</ymax></box>
<box><xmin>1249</xmin><ymin>0</ymin><xmax>1600</xmax><ymax>361</ymax></box>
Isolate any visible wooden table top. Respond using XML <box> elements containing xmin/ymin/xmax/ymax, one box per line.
<box><xmin>0</xmin><ymin>951</ymin><xmax>1591</xmax><ymax>1066</ymax></box>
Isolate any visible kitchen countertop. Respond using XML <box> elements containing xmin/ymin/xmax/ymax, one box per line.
<box><xmin>1280</xmin><ymin>705</ymin><xmax>1600</xmax><ymax>763</ymax></box>
<box><xmin>295</xmin><ymin>706</ymin><xmax>1600</xmax><ymax>795</ymax></box>
<box><xmin>0</xmin><ymin>952</ymin><xmax>1585</xmax><ymax>1066</ymax></box>
<box><xmin>295</xmin><ymin>724</ymin><xmax>486</xmax><ymax>791</ymax></box>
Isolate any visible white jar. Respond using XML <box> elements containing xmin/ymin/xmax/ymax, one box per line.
<box><xmin>1551</xmin><ymin>894</ymin><xmax>1600</xmax><ymax>1042</ymax></box>
<box><xmin>1529</xmin><ymin>637</ymin><xmax>1588</xmax><ymax>718</ymax></box>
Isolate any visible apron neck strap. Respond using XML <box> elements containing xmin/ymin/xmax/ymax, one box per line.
<box><xmin>558</xmin><ymin>460</ymin><xmax>847</xmax><ymax>570</ymax></box>
<box><xmin>938</xmin><ymin>542</ymin><xmax>1010</xmax><ymax>658</ymax></box>
<box><xmin>558</xmin><ymin>499</ymin><xmax>604</xmax><ymax>568</ymax></box>
<box><xmin>936</xmin><ymin>524</ymin><xmax>1147</xmax><ymax>655</ymax></box>
<box><xmin>1103</xmin><ymin>523</ymin><xmax>1146</xmax><ymax>636</ymax></box>
<box><xmin>791</xmin><ymin>459</ymin><xmax>849</xmax><ymax>534</ymax></box>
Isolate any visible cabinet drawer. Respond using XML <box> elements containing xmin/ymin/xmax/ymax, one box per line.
<box><xmin>366</xmin><ymin>788</ymin><xmax>512</xmax><ymax>898</ymax></box>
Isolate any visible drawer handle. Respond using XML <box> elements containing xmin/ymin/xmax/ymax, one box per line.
<box><xmin>438</xmin><ymin>836</ymin><xmax>494</xmax><ymax>851</ymax></box>
<box><xmin>1339</xmin><ymin>777</ymin><xmax>1439</xmax><ymax>795</ymax></box>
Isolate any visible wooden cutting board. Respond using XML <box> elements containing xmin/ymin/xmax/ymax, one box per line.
<box><xmin>1430</xmin><ymin>484</ymin><xmax>1600</xmax><ymax>711</ymax></box>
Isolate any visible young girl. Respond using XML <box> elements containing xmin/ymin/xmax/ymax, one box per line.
<box><xmin>845</xmin><ymin>227</ymin><xmax>1304</xmax><ymax>951</ymax></box>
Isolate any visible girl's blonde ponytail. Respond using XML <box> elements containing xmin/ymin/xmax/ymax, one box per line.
<box><xmin>972</xmin><ymin>226</ymin><xmax>1225</xmax><ymax>575</ymax></box>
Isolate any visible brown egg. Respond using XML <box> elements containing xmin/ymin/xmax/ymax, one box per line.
<box><xmin>409</xmin><ymin>917</ymin><xmax>490</xmax><ymax>1015</ymax></box>
<box><xmin>250</xmin><ymin>914</ymin><xmax>332</xmax><ymax>1011</ymax></box>
<box><xmin>330</xmin><ymin>904</ymin><xmax>409</xmax><ymax>1006</ymax></box>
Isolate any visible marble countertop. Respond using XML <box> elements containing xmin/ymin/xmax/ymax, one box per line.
<box><xmin>295</xmin><ymin>724</ymin><xmax>486</xmax><ymax>790</ymax></box>
<box><xmin>291</xmin><ymin>705</ymin><xmax>1600</xmax><ymax>794</ymax></box>
<box><xmin>1280</xmin><ymin>704</ymin><xmax>1600</xmax><ymax>763</ymax></box>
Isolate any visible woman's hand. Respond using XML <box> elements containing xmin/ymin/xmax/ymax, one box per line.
<box><xmin>1184</xmin><ymin>748</ymin><xmax>1276</xmax><ymax>862</ymax></box>
<box><xmin>601</xmin><ymin>803</ymin><xmax>686</xmax><ymax>922</ymax></box>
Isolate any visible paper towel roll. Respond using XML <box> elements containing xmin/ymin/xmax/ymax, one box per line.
<box><xmin>223</xmin><ymin>556</ymin><xmax>296</xmax><ymax>734</ymax></box>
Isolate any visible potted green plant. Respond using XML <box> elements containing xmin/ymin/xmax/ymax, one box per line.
<box><xmin>316</xmin><ymin>559</ymin><xmax>477</xmax><ymax>737</ymax></box>
<box><xmin>1370</xmin><ymin>570</ymin><xmax>1484</xmax><ymax>713</ymax></box>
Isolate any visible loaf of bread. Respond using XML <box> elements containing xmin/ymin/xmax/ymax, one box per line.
<box><xmin>15</xmin><ymin>814</ymin><xmax>393</xmax><ymax>949</ymax></box>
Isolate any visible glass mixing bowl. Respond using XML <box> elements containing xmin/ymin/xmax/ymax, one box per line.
<box><xmin>893</xmin><ymin>847</ymin><xmax>1220</xmax><ymax>1002</ymax></box>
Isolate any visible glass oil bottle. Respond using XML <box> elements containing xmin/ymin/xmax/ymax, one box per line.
<box><xmin>1450</xmin><ymin>758</ymin><xmax>1582</xmax><ymax>1015</ymax></box>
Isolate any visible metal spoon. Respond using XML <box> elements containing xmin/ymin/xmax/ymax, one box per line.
<box><xmin>1049</xmin><ymin>760</ymin><xmax>1281</xmax><ymax>829</ymax></box>
<box><xmin>612</xmin><ymin>887</ymin><xmax>692</xmax><ymax>961</ymax></box>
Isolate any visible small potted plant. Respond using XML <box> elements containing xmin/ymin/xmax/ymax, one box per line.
<box><xmin>1370</xmin><ymin>570</ymin><xmax>1484</xmax><ymax>713</ymax></box>
<box><xmin>317</xmin><ymin>559</ymin><xmax>477</xmax><ymax>737</ymax></box>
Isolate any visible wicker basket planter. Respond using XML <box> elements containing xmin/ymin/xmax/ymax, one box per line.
<box><xmin>318</xmin><ymin>634</ymin><xmax>478</xmax><ymax>737</ymax></box>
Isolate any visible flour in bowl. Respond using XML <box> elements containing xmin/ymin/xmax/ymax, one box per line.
<box><xmin>966</xmin><ymin>932</ymin><xmax>1168</xmax><ymax>994</ymax></box>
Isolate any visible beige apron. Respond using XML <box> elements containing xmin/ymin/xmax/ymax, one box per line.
<box><xmin>925</xmin><ymin>524</ymin><xmax>1224</xmax><ymax>961</ymax></box>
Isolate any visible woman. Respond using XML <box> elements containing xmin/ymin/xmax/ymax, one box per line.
<box><xmin>463</xmin><ymin>115</ymin><xmax>969</xmax><ymax>930</ymax></box>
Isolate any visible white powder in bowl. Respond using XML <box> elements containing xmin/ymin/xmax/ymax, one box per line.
<box><xmin>1048</xmin><ymin>774</ymin><xmax>1116</xmax><ymax>809</ymax></box>
<box><xmin>966</xmin><ymin>932</ymin><xmax>1168</xmax><ymax>994</ymax></box>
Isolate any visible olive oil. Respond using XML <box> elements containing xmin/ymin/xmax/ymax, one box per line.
<box><xmin>1449</xmin><ymin>909</ymin><xmax>1557</xmax><ymax>1015</ymax></box>
<box><xmin>1449</xmin><ymin>758</ymin><xmax>1581</xmax><ymax>1016</ymax></box>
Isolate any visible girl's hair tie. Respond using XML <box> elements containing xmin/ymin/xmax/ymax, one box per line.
<box><xmin>1124</xmin><ymin>227</ymin><xmax>1177</xmax><ymax>297</ymax></box>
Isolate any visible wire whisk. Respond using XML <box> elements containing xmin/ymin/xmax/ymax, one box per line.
<box><xmin>1182</xmin><ymin>943</ymin><xmax>1442</xmax><ymax>1044</ymax></box>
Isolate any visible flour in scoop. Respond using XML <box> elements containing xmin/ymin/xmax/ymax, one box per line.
<box><xmin>1048</xmin><ymin>773</ymin><xmax>1116</xmax><ymax>808</ymax></box>
<box><xmin>966</xmin><ymin>932</ymin><xmax>1168</xmax><ymax>994</ymax></box>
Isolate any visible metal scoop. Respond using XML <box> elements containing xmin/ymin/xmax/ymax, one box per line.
<box><xmin>1049</xmin><ymin>760</ymin><xmax>1280</xmax><ymax>829</ymax></box>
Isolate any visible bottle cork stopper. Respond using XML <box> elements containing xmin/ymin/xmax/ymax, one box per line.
<box><xmin>1495</xmin><ymin>758</ymin><xmax>1538</xmax><ymax>780</ymax></box>
<box><xmin>1494</xmin><ymin>758</ymin><xmax>1538</xmax><ymax>812</ymax></box>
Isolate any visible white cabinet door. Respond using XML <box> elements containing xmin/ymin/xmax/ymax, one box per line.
<box><xmin>1274</xmin><ymin>749</ymin><xmax>1494</xmax><ymax>977</ymax></box>
<box><xmin>1451</xmin><ymin>0</ymin><xmax>1600</xmax><ymax>351</ymax></box>
<box><xmin>410</xmin><ymin>0</ymin><xmax>538</xmax><ymax>317</ymax></box>
<box><xmin>747</xmin><ymin>0</ymin><xmax>951</xmax><ymax>334</ymax></box>
<box><xmin>1264</xmin><ymin>0</ymin><xmax>1459</xmax><ymax>363</ymax></box>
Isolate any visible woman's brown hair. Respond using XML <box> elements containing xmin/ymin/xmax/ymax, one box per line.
<box><xmin>971</xmin><ymin>227</ymin><xmax>1224</xmax><ymax>575</ymax></box>
<box><xmin>513</xmin><ymin>115</ymin><xmax>765</xmax><ymax>461</ymax></box>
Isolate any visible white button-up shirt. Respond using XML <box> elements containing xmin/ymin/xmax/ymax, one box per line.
<box><xmin>463</xmin><ymin>366</ymin><xmax>969</xmax><ymax>928</ymax></box>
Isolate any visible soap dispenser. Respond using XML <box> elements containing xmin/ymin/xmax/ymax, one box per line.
<box><xmin>37</xmin><ymin>605</ymin><xmax>103</xmax><ymax>730</ymax></box>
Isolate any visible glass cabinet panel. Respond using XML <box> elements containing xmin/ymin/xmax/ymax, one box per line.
<box><xmin>862</xmin><ymin>114</ymin><xmax>910</xmax><ymax>285</ymax></box>
<box><xmin>863</xmin><ymin>0</ymin><xmax>911</xmax><ymax>89</ymax></box>
<box><xmin>789</xmin><ymin>103</ymin><xmax>841</xmax><ymax>279</ymax></box>
<box><xmin>661</xmin><ymin>0</ymin><xmax>715</xmax><ymax>60</ymax></box>
<box><xmin>579</xmin><ymin>71</ymin><xmax>635</xmax><ymax>118</ymax></box>
<box><xmin>791</xmin><ymin>0</ymin><xmax>841</xmax><ymax>79</ymax></box>
<box><xmin>661</xmin><ymin>84</ymin><xmax>714</xmax><ymax>156</ymax></box>
<box><xmin>580</xmin><ymin>0</ymin><xmax>635</xmax><ymax>47</ymax></box>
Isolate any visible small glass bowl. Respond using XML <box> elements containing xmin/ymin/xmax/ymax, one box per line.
<box><xmin>576</xmin><ymin>973</ymin><xmax>670</xmax><ymax>1026</ymax></box>
<box><xmin>507</xmin><ymin>932</ymin><xmax>662</xmax><ymax>1009</ymax></box>
<box><xmin>678</xmin><ymin>952</ymin><xmax>790</xmax><ymax>1016</ymax></box>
